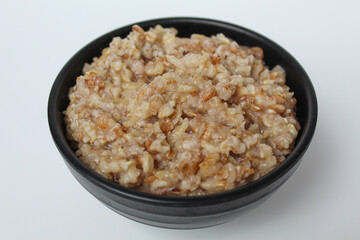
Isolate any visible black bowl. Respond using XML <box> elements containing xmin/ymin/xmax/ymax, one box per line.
<box><xmin>48</xmin><ymin>17</ymin><xmax>317</xmax><ymax>229</ymax></box>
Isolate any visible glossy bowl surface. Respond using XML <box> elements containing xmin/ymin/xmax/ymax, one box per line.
<box><xmin>48</xmin><ymin>17</ymin><xmax>317</xmax><ymax>229</ymax></box>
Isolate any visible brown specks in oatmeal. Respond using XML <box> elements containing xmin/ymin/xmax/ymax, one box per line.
<box><xmin>64</xmin><ymin>25</ymin><xmax>299</xmax><ymax>196</ymax></box>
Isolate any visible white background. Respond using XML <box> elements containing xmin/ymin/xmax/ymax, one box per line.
<box><xmin>1</xmin><ymin>0</ymin><xmax>359</xmax><ymax>239</ymax></box>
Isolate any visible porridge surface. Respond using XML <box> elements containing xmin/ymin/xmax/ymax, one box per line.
<box><xmin>64</xmin><ymin>25</ymin><xmax>300</xmax><ymax>196</ymax></box>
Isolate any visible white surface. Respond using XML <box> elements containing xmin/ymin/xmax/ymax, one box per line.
<box><xmin>1</xmin><ymin>0</ymin><xmax>359</xmax><ymax>239</ymax></box>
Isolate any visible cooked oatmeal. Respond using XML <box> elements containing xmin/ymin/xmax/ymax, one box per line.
<box><xmin>64</xmin><ymin>25</ymin><xmax>300</xmax><ymax>196</ymax></box>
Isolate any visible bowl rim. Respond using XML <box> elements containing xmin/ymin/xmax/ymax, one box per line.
<box><xmin>48</xmin><ymin>17</ymin><xmax>317</xmax><ymax>205</ymax></box>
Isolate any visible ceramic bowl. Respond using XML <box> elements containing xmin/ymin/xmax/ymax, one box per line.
<box><xmin>48</xmin><ymin>17</ymin><xmax>317</xmax><ymax>229</ymax></box>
